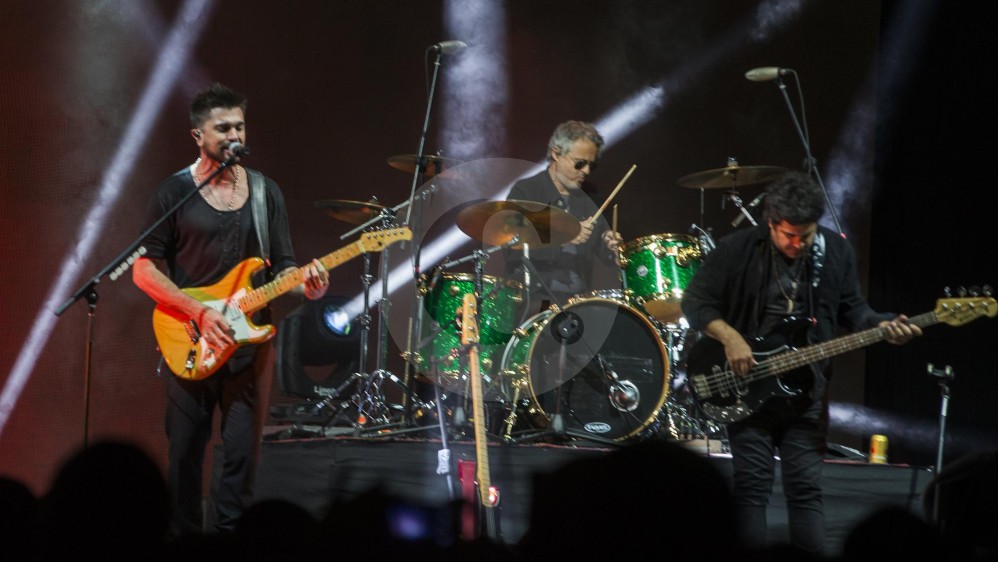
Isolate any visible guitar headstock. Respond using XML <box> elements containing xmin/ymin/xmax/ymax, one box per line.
<box><xmin>934</xmin><ymin>296</ymin><xmax>997</xmax><ymax>326</ymax></box>
<box><xmin>358</xmin><ymin>227</ymin><xmax>413</xmax><ymax>251</ymax></box>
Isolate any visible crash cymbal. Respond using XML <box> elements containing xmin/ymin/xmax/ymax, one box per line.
<box><xmin>677</xmin><ymin>165</ymin><xmax>788</xmax><ymax>189</ymax></box>
<box><xmin>387</xmin><ymin>154</ymin><xmax>461</xmax><ymax>177</ymax></box>
<box><xmin>455</xmin><ymin>199</ymin><xmax>582</xmax><ymax>248</ymax></box>
<box><xmin>314</xmin><ymin>199</ymin><xmax>386</xmax><ymax>225</ymax></box>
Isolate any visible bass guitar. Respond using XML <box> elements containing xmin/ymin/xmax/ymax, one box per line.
<box><xmin>686</xmin><ymin>296</ymin><xmax>996</xmax><ymax>424</ymax></box>
<box><xmin>153</xmin><ymin>227</ymin><xmax>412</xmax><ymax>380</ymax></box>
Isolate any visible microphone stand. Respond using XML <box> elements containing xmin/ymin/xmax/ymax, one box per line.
<box><xmin>773</xmin><ymin>72</ymin><xmax>844</xmax><ymax>236</ymax></box>
<box><xmin>928</xmin><ymin>363</ymin><xmax>955</xmax><ymax>525</ymax></box>
<box><xmin>403</xmin><ymin>46</ymin><xmax>446</xmax><ymax>227</ymax></box>
<box><xmin>54</xmin><ymin>156</ymin><xmax>238</xmax><ymax>450</ymax></box>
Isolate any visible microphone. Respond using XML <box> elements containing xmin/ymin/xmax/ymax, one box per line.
<box><xmin>224</xmin><ymin>142</ymin><xmax>250</xmax><ymax>159</ymax></box>
<box><xmin>430</xmin><ymin>40</ymin><xmax>468</xmax><ymax>54</ymax></box>
<box><xmin>731</xmin><ymin>192</ymin><xmax>766</xmax><ymax>227</ymax></box>
<box><xmin>745</xmin><ymin>67</ymin><xmax>792</xmax><ymax>82</ymax></box>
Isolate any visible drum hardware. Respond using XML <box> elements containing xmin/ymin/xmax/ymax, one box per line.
<box><xmin>725</xmin><ymin>190</ymin><xmax>760</xmax><ymax>228</ymax></box>
<box><xmin>688</xmin><ymin>223</ymin><xmax>716</xmax><ymax>255</ymax></box>
<box><xmin>676</xmin><ymin>161</ymin><xmax>788</xmax><ymax>190</ymax></box>
<box><xmin>678</xmin><ymin>158</ymin><xmax>787</xmax><ymax>230</ymax></box>
<box><xmin>314</xmin><ymin>196</ymin><xmax>418</xmax><ymax>434</ymax></box>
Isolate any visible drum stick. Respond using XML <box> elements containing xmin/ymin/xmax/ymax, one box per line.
<box><xmin>612</xmin><ymin>204</ymin><xmax>618</xmax><ymax>233</ymax></box>
<box><xmin>593</xmin><ymin>164</ymin><xmax>636</xmax><ymax>221</ymax></box>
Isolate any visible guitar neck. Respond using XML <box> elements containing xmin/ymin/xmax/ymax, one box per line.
<box><xmin>460</xmin><ymin>294</ymin><xmax>495</xmax><ymax>510</ymax></box>
<box><xmin>235</xmin><ymin>240</ymin><xmax>365</xmax><ymax>314</ymax></box>
<box><xmin>761</xmin><ymin>311</ymin><xmax>938</xmax><ymax>376</ymax></box>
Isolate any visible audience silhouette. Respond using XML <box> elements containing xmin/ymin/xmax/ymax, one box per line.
<box><xmin>20</xmin><ymin>436</ymin><xmax>993</xmax><ymax>561</ymax></box>
<box><xmin>39</xmin><ymin>440</ymin><xmax>170</xmax><ymax>561</ymax></box>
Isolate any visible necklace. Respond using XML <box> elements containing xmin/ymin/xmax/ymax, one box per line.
<box><xmin>771</xmin><ymin>242</ymin><xmax>807</xmax><ymax>314</ymax></box>
<box><xmin>193</xmin><ymin>158</ymin><xmax>241</xmax><ymax>211</ymax></box>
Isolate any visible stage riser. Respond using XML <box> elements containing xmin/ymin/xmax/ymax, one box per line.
<box><xmin>212</xmin><ymin>438</ymin><xmax>932</xmax><ymax>554</ymax></box>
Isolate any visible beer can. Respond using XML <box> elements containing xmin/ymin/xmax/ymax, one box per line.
<box><xmin>869</xmin><ymin>434</ymin><xmax>888</xmax><ymax>464</ymax></box>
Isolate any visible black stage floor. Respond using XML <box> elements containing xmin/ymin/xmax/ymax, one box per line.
<box><xmin>216</xmin><ymin>432</ymin><xmax>934</xmax><ymax>556</ymax></box>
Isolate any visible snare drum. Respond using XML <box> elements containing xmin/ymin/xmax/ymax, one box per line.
<box><xmin>621</xmin><ymin>233</ymin><xmax>702</xmax><ymax>323</ymax></box>
<box><xmin>417</xmin><ymin>273</ymin><xmax>523</xmax><ymax>399</ymax></box>
<box><xmin>499</xmin><ymin>297</ymin><xmax>669</xmax><ymax>441</ymax></box>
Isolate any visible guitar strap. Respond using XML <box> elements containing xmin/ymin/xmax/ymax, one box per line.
<box><xmin>246</xmin><ymin>169</ymin><xmax>271</xmax><ymax>277</ymax></box>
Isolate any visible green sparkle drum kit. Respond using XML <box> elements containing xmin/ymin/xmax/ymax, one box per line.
<box><xmin>312</xmin><ymin>159</ymin><xmax>785</xmax><ymax>447</ymax></box>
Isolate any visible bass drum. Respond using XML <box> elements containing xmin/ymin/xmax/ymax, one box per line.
<box><xmin>499</xmin><ymin>297</ymin><xmax>669</xmax><ymax>441</ymax></box>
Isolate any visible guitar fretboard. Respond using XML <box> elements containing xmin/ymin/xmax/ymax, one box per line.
<box><xmin>751</xmin><ymin>311</ymin><xmax>938</xmax><ymax>382</ymax></box>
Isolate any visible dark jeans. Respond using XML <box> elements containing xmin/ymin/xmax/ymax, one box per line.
<box><xmin>727</xmin><ymin>395</ymin><xmax>827</xmax><ymax>554</ymax></box>
<box><xmin>164</xmin><ymin>344</ymin><xmax>272</xmax><ymax>536</ymax></box>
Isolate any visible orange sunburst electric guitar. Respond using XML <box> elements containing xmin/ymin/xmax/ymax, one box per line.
<box><xmin>152</xmin><ymin>227</ymin><xmax>411</xmax><ymax>380</ymax></box>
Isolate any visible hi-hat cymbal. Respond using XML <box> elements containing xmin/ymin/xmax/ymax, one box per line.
<box><xmin>677</xmin><ymin>165</ymin><xmax>788</xmax><ymax>189</ymax></box>
<box><xmin>314</xmin><ymin>199</ymin><xmax>386</xmax><ymax>225</ymax></box>
<box><xmin>387</xmin><ymin>154</ymin><xmax>461</xmax><ymax>177</ymax></box>
<box><xmin>455</xmin><ymin>199</ymin><xmax>582</xmax><ymax>248</ymax></box>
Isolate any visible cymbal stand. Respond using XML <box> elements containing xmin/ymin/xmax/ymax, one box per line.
<box><xmin>726</xmin><ymin>190</ymin><xmax>758</xmax><ymax>227</ymax></box>
<box><xmin>340</xmin><ymin>201</ymin><xmax>414</xmax><ymax>431</ymax></box>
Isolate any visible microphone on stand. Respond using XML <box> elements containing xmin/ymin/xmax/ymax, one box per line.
<box><xmin>731</xmin><ymin>192</ymin><xmax>766</xmax><ymax>227</ymax></box>
<box><xmin>224</xmin><ymin>142</ymin><xmax>250</xmax><ymax>160</ymax></box>
<box><xmin>429</xmin><ymin>40</ymin><xmax>468</xmax><ymax>55</ymax></box>
<box><xmin>745</xmin><ymin>67</ymin><xmax>793</xmax><ymax>82</ymax></box>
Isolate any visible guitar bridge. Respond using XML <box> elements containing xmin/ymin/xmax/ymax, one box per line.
<box><xmin>185</xmin><ymin>319</ymin><xmax>201</xmax><ymax>344</ymax></box>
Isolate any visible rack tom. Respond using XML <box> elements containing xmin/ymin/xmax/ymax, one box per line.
<box><xmin>621</xmin><ymin>233</ymin><xmax>702</xmax><ymax>323</ymax></box>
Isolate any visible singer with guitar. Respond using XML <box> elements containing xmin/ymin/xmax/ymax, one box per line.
<box><xmin>132</xmin><ymin>83</ymin><xmax>329</xmax><ymax>537</ymax></box>
<box><xmin>680</xmin><ymin>172</ymin><xmax>920</xmax><ymax>555</ymax></box>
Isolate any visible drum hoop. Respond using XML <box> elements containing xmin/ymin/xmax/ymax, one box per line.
<box><xmin>437</xmin><ymin>271</ymin><xmax>524</xmax><ymax>292</ymax></box>
<box><xmin>521</xmin><ymin>297</ymin><xmax>670</xmax><ymax>440</ymax></box>
<box><xmin>622</xmin><ymin>233</ymin><xmax>698</xmax><ymax>254</ymax></box>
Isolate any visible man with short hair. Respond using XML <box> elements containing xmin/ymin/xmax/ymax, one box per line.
<box><xmin>133</xmin><ymin>82</ymin><xmax>329</xmax><ymax>536</ymax></box>
<box><xmin>681</xmin><ymin>171</ymin><xmax>921</xmax><ymax>554</ymax></box>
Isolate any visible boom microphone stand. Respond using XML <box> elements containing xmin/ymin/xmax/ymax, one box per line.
<box><xmin>55</xmin><ymin>152</ymin><xmax>241</xmax><ymax>450</ymax></box>
<box><xmin>752</xmin><ymin>68</ymin><xmax>844</xmax><ymax>236</ymax></box>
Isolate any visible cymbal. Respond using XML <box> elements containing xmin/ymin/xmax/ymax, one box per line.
<box><xmin>314</xmin><ymin>199</ymin><xmax>386</xmax><ymax>225</ymax></box>
<box><xmin>455</xmin><ymin>199</ymin><xmax>582</xmax><ymax>248</ymax></box>
<box><xmin>387</xmin><ymin>154</ymin><xmax>461</xmax><ymax>177</ymax></box>
<box><xmin>677</xmin><ymin>165</ymin><xmax>788</xmax><ymax>189</ymax></box>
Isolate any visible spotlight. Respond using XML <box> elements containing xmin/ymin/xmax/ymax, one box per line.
<box><xmin>274</xmin><ymin>295</ymin><xmax>361</xmax><ymax>401</ymax></box>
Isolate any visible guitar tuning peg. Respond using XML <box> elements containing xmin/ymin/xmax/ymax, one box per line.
<box><xmin>957</xmin><ymin>286</ymin><xmax>968</xmax><ymax>297</ymax></box>
<box><xmin>943</xmin><ymin>286</ymin><xmax>952</xmax><ymax>298</ymax></box>
<box><xmin>968</xmin><ymin>286</ymin><xmax>981</xmax><ymax>297</ymax></box>
<box><xmin>983</xmin><ymin>285</ymin><xmax>993</xmax><ymax>297</ymax></box>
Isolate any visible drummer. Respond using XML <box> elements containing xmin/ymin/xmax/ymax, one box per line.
<box><xmin>504</xmin><ymin>120</ymin><xmax>624</xmax><ymax>307</ymax></box>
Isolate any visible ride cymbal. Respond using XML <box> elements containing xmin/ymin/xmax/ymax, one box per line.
<box><xmin>387</xmin><ymin>154</ymin><xmax>461</xmax><ymax>178</ymax></box>
<box><xmin>455</xmin><ymin>199</ymin><xmax>582</xmax><ymax>249</ymax></box>
<box><xmin>314</xmin><ymin>199</ymin><xmax>387</xmax><ymax>225</ymax></box>
<box><xmin>677</xmin><ymin>165</ymin><xmax>788</xmax><ymax>189</ymax></box>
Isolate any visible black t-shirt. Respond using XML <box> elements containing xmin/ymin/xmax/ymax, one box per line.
<box><xmin>141</xmin><ymin>167</ymin><xmax>297</xmax><ymax>288</ymax></box>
